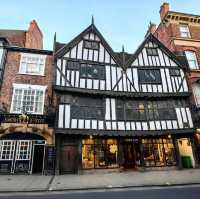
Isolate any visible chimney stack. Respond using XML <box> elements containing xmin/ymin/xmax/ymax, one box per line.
<box><xmin>160</xmin><ymin>2</ymin><xmax>169</xmax><ymax>21</ymax></box>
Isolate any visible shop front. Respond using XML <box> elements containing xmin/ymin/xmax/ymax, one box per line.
<box><xmin>57</xmin><ymin>134</ymin><xmax>181</xmax><ymax>174</ymax></box>
<box><xmin>81</xmin><ymin>137</ymin><xmax>177</xmax><ymax>170</ymax></box>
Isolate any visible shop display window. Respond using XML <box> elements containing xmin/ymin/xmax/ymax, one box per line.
<box><xmin>82</xmin><ymin>139</ymin><xmax>118</xmax><ymax>169</ymax></box>
<box><xmin>143</xmin><ymin>138</ymin><xmax>176</xmax><ymax>167</ymax></box>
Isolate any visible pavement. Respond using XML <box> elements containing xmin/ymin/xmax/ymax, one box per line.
<box><xmin>1</xmin><ymin>169</ymin><xmax>200</xmax><ymax>193</ymax></box>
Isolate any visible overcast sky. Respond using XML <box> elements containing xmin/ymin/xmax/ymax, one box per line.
<box><xmin>1</xmin><ymin>0</ymin><xmax>200</xmax><ymax>52</ymax></box>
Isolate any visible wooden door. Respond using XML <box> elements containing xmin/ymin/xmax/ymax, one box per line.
<box><xmin>123</xmin><ymin>143</ymin><xmax>135</xmax><ymax>168</ymax></box>
<box><xmin>60</xmin><ymin>145</ymin><xmax>78</xmax><ymax>173</ymax></box>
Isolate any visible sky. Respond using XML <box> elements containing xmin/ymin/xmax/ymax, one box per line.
<box><xmin>1</xmin><ymin>0</ymin><xmax>200</xmax><ymax>52</ymax></box>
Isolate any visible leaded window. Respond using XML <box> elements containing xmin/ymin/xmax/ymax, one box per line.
<box><xmin>67</xmin><ymin>60</ymin><xmax>80</xmax><ymax>70</ymax></box>
<box><xmin>146</xmin><ymin>48</ymin><xmax>158</xmax><ymax>56</ymax></box>
<box><xmin>71</xmin><ymin>97</ymin><xmax>104</xmax><ymax>119</ymax></box>
<box><xmin>116</xmin><ymin>100</ymin><xmax>177</xmax><ymax>121</ymax></box>
<box><xmin>11</xmin><ymin>84</ymin><xmax>46</xmax><ymax>114</ymax></box>
<box><xmin>169</xmin><ymin>69</ymin><xmax>181</xmax><ymax>76</ymax></box>
<box><xmin>83</xmin><ymin>40</ymin><xmax>99</xmax><ymax>50</ymax></box>
<box><xmin>80</xmin><ymin>63</ymin><xmax>105</xmax><ymax>80</ymax></box>
<box><xmin>138</xmin><ymin>69</ymin><xmax>161</xmax><ymax>84</ymax></box>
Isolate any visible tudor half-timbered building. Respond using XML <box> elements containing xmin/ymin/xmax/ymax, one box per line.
<box><xmin>54</xmin><ymin>21</ymin><xmax>196</xmax><ymax>174</ymax></box>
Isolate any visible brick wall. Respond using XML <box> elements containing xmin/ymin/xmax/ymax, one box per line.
<box><xmin>154</xmin><ymin>19</ymin><xmax>200</xmax><ymax>106</ymax></box>
<box><xmin>25</xmin><ymin>20</ymin><xmax>43</xmax><ymax>49</ymax></box>
<box><xmin>0</xmin><ymin>50</ymin><xmax>54</xmax><ymax>113</ymax></box>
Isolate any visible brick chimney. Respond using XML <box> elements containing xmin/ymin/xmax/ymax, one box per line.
<box><xmin>25</xmin><ymin>20</ymin><xmax>43</xmax><ymax>49</ymax></box>
<box><xmin>160</xmin><ymin>2</ymin><xmax>169</xmax><ymax>21</ymax></box>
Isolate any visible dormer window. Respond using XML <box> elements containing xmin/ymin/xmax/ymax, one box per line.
<box><xmin>146</xmin><ymin>48</ymin><xmax>158</xmax><ymax>56</ymax></box>
<box><xmin>83</xmin><ymin>40</ymin><xmax>99</xmax><ymax>50</ymax></box>
<box><xmin>180</xmin><ymin>24</ymin><xmax>190</xmax><ymax>38</ymax></box>
<box><xmin>19</xmin><ymin>53</ymin><xmax>46</xmax><ymax>76</ymax></box>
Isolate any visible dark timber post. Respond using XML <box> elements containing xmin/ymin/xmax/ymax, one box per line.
<box><xmin>174</xmin><ymin>137</ymin><xmax>182</xmax><ymax>169</ymax></box>
<box><xmin>55</xmin><ymin>135</ymin><xmax>61</xmax><ymax>175</ymax></box>
<box><xmin>139</xmin><ymin>138</ymin><xmax>145</xmax><ymax>170</ymax></box>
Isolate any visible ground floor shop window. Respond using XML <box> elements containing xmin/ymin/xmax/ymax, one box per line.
<box><xmin>142</xmin><ymin>138</ymin><xmax>176</xmax><ymax>167</ymax></box>
<box><xmin>82</xmin><ymin>139</ymin><xmax>118</xmax><ymax>169</ymax></box>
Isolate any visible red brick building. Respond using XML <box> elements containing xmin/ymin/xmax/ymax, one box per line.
<box><xmin>147</xmin><ymin>2</ymin><xmax>200</xmax><ymax>162</ymax></box>
<box><xmin>0</xmin><ymin>20</ymin><xmax>55</xmax><ymax>174</ymax></box>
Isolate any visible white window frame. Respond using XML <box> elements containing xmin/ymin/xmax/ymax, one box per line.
<box><xmin>15</xmin><ymin>141</ymin><xmax>32</xmax><ymax>160</ymax></box>
<box><xmin>185</xmin><ymin>51</ymin><xmax>198</xmax><ymax>70</ymax></box>
<box><xmin>19</xmin><ymin>53</ymin><xmax>46</xmax><ymax>76</ymax></box>
<box><xmin>192</xmin><ymin>83</ymin><xmax>200</xmax><ymax>107</ymax></box>
<box><xmin>180</xmin><ymin>24</ymin><xmax>190</xmax><ymax>38</ymax></box>
<box><xmin>0</xmin><ymin>140</ymin><xmax>16</xmax><ymax>160</ymax></box>
<box><xmin>10</xmin><ymin>84</ymin><xmax>47</xmax><ymax>114</ymax></box>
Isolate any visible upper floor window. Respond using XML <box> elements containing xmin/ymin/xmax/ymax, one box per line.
<box><xmin>138</xmin><ymin>69</ymin><xmax>161</xmax><ymax>84</ymax></box>
<box><xmin>80</xmin><ymin>63</ymin><xmax>105</xmax><ymax>80</ymax></box>
<box><xmin>83</xmin><ymin>40</ymin><xmax>99</xmax><ymax>50</ymax></box>
<box><xmin>116</xmin><ymin>100</ymin><xmax>177</xmax><ymax>121</ymax></box>
<box><xmin>180</xmin><ymin>24</ymin><xmax>190</xmax><ymax>38</ymax></box>
<box><xmin>169</xmin><ymin>69</ymin><xmax>181</xmax><ymax>76</ymax></box>
<box><xmin>67</xmin><ymin>60</ymin><xmax>80</xmax><ymax>70</ymax></box>
<box><xmin>146</xmin><ymin>48</ymin><xmax>158</xmax><ymax>56</ymax></box>
<box><xmin>19</xmin><ymin>53</ymin><xmax>46</xmax><ymax>76</ymax></box>
<box><xmin>0</xmin><ymin>47</ymin><xmax>3</xmax><ymax>75</ymax></box>
<box><xmin>192</xmin><ymin>83</ymin><xmax>200</xmax><ymax>107</ymax></box>
<box><xmin>185</xmin><ymin>51</ymin><xmax>198</xmax><ymax>70</ymax></box>
<box><xmin>71</xmin><ymin>96</ymin><xmax>104</xmax><ymax>119</ymax></box>
<box><xmin>10</xmin><ymin>84</ymin><xmax>46</xmax><ymax>114</ymax></box>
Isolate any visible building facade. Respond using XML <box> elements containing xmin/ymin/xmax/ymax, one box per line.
<box><xmin>148</xmin><ymin>2</ymin><xmax>200</xmax><ymax>163</ymax></box>
<box><xmin>54</xmin><ymin>22</ymin><xmax>195</xmax><ymax>174</ymax></box>
<box><xmin>0</xmin><ymin>20</ymin><xmax>55</xmax><ymax>174</ymax></box>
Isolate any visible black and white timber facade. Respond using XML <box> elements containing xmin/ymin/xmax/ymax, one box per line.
<box><xmin>54</xmin><ymin>22</ymin><xmax>197</xmax><ymax>174</ymax></box>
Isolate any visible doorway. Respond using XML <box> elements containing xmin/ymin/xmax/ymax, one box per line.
<box><xmin>32</xmin><ymin>145</ymin><xmax>45</xmax><ymax>174</ymax></box>
<box><xmin>123</xmin><ymin>142</ymin><xmax>135</xmax><ymax>168</ymax></box>
<box><xmin>60</xmin><ymin>145</ymin><xmax>78</xmax><ymax>174</ymax></box>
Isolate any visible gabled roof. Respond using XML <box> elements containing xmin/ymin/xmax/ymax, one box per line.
<box><xmin>55</xmin><ymin>23</ymin><xmax>122</xmax><ymax>66</ymax></box>
<box><xmin>124</xmin><ymin>33</ymin><xmax>183</xmax><ymax>69</ymax></box>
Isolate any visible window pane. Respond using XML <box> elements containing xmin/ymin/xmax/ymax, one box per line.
<box><xmin>180</xmin><ymin>24</ymin><xmax>190</xmax><ymax>38</ymax></box>
<box><xmin>11</xmin><ymin>87</ymin><xmax>44</xmax><ymax>114</ymax></box>
<box><xmin>84</xmin><ymin>40</ymin><xmax>99</xmax><ymax>50</ymax></box>
<box><xmin>185</xmin><ymin>51</ymin><xmax>198</xmax><ymax>70</ymax></box>
<box><xmin>82</xmin><ymin>144</ymin><xmax>94</xmax><ymax>169</ymax></box>
<box><xmin>193</xmin><ymin>83</ymin><xmax>200</xmax><ymax>106</ymax></box>
<box><xmin>138</xmin><ymin>69</ymin><xmax>161</xmax><ymax>84</ymax></box>
<box><xmin>146</xmin><ymin>48</ymin><xmax>158</xmax><ymax>56</ymax></box>
<box><xmin>80</xmin><ymin>64</ymin><xmax>105</xmax><ymax>80</ymax></box>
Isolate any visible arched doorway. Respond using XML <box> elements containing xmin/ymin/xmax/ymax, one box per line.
<box><xmin>0</xmin><ymin>132</ymin><xmax>46</xmax><ymax>174</ymax></box>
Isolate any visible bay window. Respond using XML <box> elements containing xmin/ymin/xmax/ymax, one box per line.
<box><xmin>19</xmin><ymin>53</ymin><xmax>46</xmax><ymax>75</ymax></box>
<box><xmin>10</xmin><ymin>84</ymin><xmax>46</xmax><ymax>114</ymax></box>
